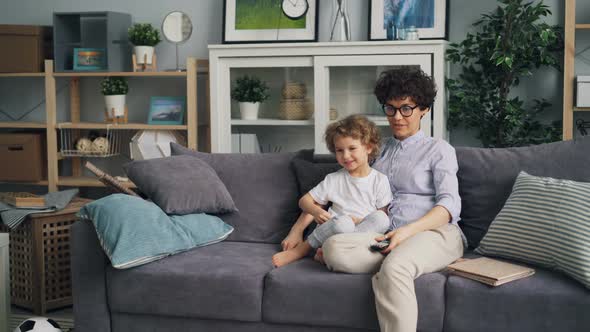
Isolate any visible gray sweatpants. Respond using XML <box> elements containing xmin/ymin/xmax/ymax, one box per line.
<box><xmin>307</xmin><ymin>210</ymin><xmax>390</xmax><ymax>249</ymax></box>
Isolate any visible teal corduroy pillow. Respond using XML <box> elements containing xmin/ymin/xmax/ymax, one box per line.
<box><xmin>77</xmin><ymin>194</ymin><xmax>234</xmax><ymax>269</ymax></box>
<box><xmin>476</xmin><ymin>171</ymin><xmax>590</xmax><ymax>289</ymax></box>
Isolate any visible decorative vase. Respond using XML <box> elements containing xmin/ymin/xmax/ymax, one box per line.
<box><xmin>134</xmin><ymin>46</ymin><xmax>155</xmax><ymax>64</ymax></box>
<box><xmin>330</xmin><ymin>0</ymin><xmax>351</xmax><ymax>41</ymax></box>
<box><xmin>239</xmin><ymin>102</ymin><xmax>260</xmax><ymax>120</ymax></box>
<box><xmin>105</xmin><ymin>95</ymin><xmax>126</xmax><ymax>117</ymax></box>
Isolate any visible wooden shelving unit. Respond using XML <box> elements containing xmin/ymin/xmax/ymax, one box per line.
<box><xmin>563</xmin><ymin>0</ymin><xmax>588</xmax><ymax>140</ymax></box>
<box><xmin>0</xmin><ymin>58</ymin><xmax>210</xmax><ymax>192</ymax></box>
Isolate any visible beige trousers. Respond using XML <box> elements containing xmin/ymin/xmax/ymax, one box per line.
<box><xmin>322</xmin><ymin>223</ymin><xmax>464</xmax><ymax>332</ymax></box>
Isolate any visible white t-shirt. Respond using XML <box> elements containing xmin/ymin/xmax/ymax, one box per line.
<box><xmin>309</xmin><ymin>168</ymin><xmax>393</xmax><ymax>219</ymax></box>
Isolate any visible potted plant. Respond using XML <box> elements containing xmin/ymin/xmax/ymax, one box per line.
<box><xmin>231</xmin><ymin>75</ymin><xmax>270</xmax><ymax>120</ymax></box>
<box><xmin>128</xmin><ymin>23</ymin><xmax>161</xmax><ymax>65</ymax></box>
<box><xmin>101</xmin><ymin>77</ymin><xmax>129</xmax><ymax>118</ymax></box>
<box><xmin>446</xmin><ymin>0</ymin><xmax>563</xmax><ymax>147</ymax></box>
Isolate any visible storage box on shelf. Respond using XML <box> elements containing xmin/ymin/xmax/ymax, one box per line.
<box><xmin>0</xmin><ymin>24</ymin><xmax>53</xmax><ymax>73</ymax></box>
<box><xmin>0</xmin><ymin>133</ymin><xmax>46</xmax><ymax>182</ymax></box>
<box><xmin>0</xmin><ymin>58</ymin><xmax>210</xmax><ymax>192</ymax></box>
<box><xmin>53</xmin><ymin>11</ymin><xmax>131</xmax><ymax>72</ymax></box>
<box><xmin>0</xmin><ymin>198</ymin><xmax>91</xmax><ymax>315</ymax></box>
<box><xmin>209</xmin><ymin>41</ymin><xmax>447</xmax><ymax>154</ymax></box>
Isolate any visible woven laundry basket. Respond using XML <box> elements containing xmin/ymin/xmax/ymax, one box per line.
<box><xmin>281</xmin><ymin>82</ymin><xmax>307</xmax><ymax>99</ymax></box>
<box><xmin>279</xmin><ymin>98</ymin><xmax>313</xmax><ymax>120</ymax></box>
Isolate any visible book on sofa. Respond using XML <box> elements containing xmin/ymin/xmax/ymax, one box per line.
<box><xmin>447</xmin><ymin>257</ymin><xmax>535</xmax><ymax>286</ymax></box>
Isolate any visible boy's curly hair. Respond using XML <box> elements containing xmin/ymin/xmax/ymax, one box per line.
<box><xmin>374</xmin><ymin>67</ymin><xmax>437</xmax><ymax>110</ymax></box>
<box><xmin>324</xmin><ymin>115</ymin><xmax>381</xmax><ymax>161</ymax></box>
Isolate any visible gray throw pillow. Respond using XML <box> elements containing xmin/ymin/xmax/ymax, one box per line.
<box><xmin>291</xmin><ymin>158</ymin><xmax>341</xmax><ymax>197</ymax></box>
<box><xmin>476</xmin><ymin>171</ymin><xmax>590</xmax><ymax>289</ymax></box>
<box><xmin>455</xmin><ymin>137</ymin><xmax>590</xmax><ymax>248</ymax></box>
<box><xmin>124</xmin><ymin>155</ymin><xmax>237</xmax><ymax>215</ymax></box>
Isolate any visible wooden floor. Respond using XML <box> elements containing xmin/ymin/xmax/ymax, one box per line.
<box><xmin>10</xmin><ymin>305</ymin><xmax>74</xmax><ymax>331</ymax></box>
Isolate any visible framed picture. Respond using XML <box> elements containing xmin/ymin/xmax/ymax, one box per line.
<box><xmin>222</xmin><ymin>0</ymin><xmax>318</xmax><ymax>44</ymax></box>
<box><xmin>73</xmin><ymin>48</ymin><xmax>107</xmax><ymax>71</ymax></box>
<box><xmin>369</xmin><ymin>0</ymin><xmax>448</xmax><ymax>40</ymax></box>
<box><xmin>148</xmin><ymin>97</ymin><xmax>186</xmax><ymax>125</ymax></box>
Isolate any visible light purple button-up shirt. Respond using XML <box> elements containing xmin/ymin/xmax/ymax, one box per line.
<box><xmin>372</xmin><ymin>130</ymin><xmax>461</xmax><ymax>231</ymax></box>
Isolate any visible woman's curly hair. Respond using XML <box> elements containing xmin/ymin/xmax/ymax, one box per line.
<box><xmin>374</xmin><ymin>67</ymin><xmax>437</xmax><ymax>110</ymax></box>
<box><xmin>324</xmin><ymin>115</ymin><xmax>381</xmax><ymax>161</ymax></box>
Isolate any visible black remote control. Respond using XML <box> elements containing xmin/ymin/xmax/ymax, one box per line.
<box><xmin>370</xmin><ymin>240</ymin><xmax>390</xmax><ymax>252</ymax></box>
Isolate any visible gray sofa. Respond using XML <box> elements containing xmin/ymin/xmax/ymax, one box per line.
<box><xmin>71</xmin><ymin>138</ymin><xmax>590</xmax><ymax>332</ymax></box>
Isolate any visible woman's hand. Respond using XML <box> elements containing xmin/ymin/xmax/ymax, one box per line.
<box><xmin>375</xmin><ymin>225</ymin><xmax>415</xmax><ymax>254</ymax></box>
<box><xmin>281</xmin><ymin>229</ymin><xmax>304</xmax><ymax>251</ymax></box>
<box><xmin>313</xmin><ymin>209</ymin><xmax>333</xmax><ymax>224</ymax></box>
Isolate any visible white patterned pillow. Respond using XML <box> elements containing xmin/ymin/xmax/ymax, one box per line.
<box><xmin>476</xmin><ymin>171</ymin><xmax>590</xmax><ymax>289</ymax></box>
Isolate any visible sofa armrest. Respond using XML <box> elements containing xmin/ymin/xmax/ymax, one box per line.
<box><xmin>71</xmin><ymin>220</ymin><xmax>111</xmax><ymax>332</ymax></box>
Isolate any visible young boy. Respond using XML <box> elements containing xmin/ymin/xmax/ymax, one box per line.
<box><xmin>272</xmin><ymin>115</ymin><xmax>392</xmax><ymax>267</ymax></box>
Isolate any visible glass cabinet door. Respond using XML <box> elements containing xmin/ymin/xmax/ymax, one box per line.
<box><xmin>214</xmin><ymin>56</ymin><xmax>314</xmax><ymax>153</ymax></box>
<box><xmin>313</xmin><ymin>54</ymin><xmax>432</xmax><ymax>154</ymax></box>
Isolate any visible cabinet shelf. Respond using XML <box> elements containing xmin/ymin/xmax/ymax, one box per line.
<box><xmin>0</xmin><ymin>73</ymin><xmax>45</xmax><ymax>77</ymax></box>
<box><xmin>53</xmin><ymin>71</ymin><xmax>188</xmax><ymax>77</ymax></box>
<box><xmin>231</xmin><ymin>119</ymin><xmax>313</xmax><ymax>126</ymax></box>
<box><xmin>0</xmin><ymin>122</ymin><xmax>47</xmax><ymax>128</ymax></box>
<box><xmin>574</xmin><ymin>107</ymin><xmax>590</xmax><ymax>112</ymax></box>
<box><xmin>575</xmin><ymin>24</ymin><xmax>590</xmax><ymax>29</ymax></box>
<box><xmin>57</xmin><ymin>122</ymin><xmax>187</xmax><ymax>130</ymax></box>
<box><xmin>57</xmin><ymin>176</ymin><xmax>136</xmax><ymax>188</ymax></box>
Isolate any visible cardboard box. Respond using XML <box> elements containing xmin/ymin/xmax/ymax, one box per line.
<box><xmin>0</xmin><ymin>133</ymin><xmax>46</xmax><ymax>182</ymax></box>
<box><xmin>0</xmin><ymin>24</ymin><xmax>53</xmax><ymax>73</ymax></box>
<box><xmin>577</xmin><ymin>76</ymin><xmax>590</xmax><ymax>107</ymax></box>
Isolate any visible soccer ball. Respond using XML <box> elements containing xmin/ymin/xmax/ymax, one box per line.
<box><xmin>14</xmin><ymin>317</ymin><xmax>62</xmax><ymax>332</ymax></box>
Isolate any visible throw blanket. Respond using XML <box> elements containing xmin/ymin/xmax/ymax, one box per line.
<box><xmin>0</xmin><ymin>189</ymin><xmax>79</xmax><ymax>229</ymax></box>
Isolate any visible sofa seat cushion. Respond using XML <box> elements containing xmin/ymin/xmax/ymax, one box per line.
<box><xmin>107</xmin><ymin>241</ymin><xmax>277</xmax><ymax>322</ymax></box>
<box><xmin>445</xmin><ymin>258</ymin><xmax>590</xmax><ymax>332</ymax></box>
<box><xmin>263</xmin><ymin>259</ymin><xmax>446</xmax><ymax>331</ymax></box>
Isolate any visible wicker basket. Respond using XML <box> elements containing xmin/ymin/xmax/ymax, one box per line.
<box><xmin>281</xmin><ymin>82</ymin><xmax>307</xmax><ymax>99</ymax></box>
<box><xmin>0</xmin><ymin>197</ymin><xmax>91</xmax><ymax>314</ymax></box>
<box><xmin>279</xmin><ymin>98</ymin><xmax>313</xmax><ymax>120</ymax></box>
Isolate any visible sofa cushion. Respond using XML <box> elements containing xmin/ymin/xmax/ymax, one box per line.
<box><xmin>107</xmin><ymin>241</ymin><xmax>277</xmax><ymax>322</ymax></box>
<box><xmin>455</xmin><ymin>136</ymin><xmax>590</xmax><ymax>248</ymax></box>
<box><xmin>263</xmin><ymin>259</ymin><xmax>446</xmax><ymax>331</ymax></box>
<box><xmin>291</xmin><ymin>158</ymin><xmax>341</xmax><ymax>196</ymax></box>
<box><xmin>78</xmin><ymin>194</ymin><xmax>233</xmax><ymax>269</ymax></box>
<box><xmin>171</xmin><ymin>143</ymin><xmax>301</xmax><ymax>243</ymax></box>
<box><xmin>476</xmin><ymin>171</ymin><xmax>590</xmax><ymax>289</ymax></box>
<box><xmin>445</xmin><ymin>256</ymin><xmax>590</xmax><ymax>332</ymax></box>
<box><xmin>124</xmin><ymin>155</ymin><xmax>237</xmax><ymax>215</ymax></box>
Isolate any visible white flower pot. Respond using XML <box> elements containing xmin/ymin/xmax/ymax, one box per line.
<box><xmin>134</xmin><ymin>46</ymin><xmax>155</xmax><ymax>64</ymax></box>
<box><xmin>239</xmin><ymin>102</ymin><xmax>260</xmax><ymax>120</ymax></box>
<box><xmin>105</xmin><ymin>95</ymin><xmax>126</xmax><ymax>117</ymax></box>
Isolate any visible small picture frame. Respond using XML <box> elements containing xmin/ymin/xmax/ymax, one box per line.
<box><xmin>222</xmin><ymin>0</ymin><xmax>318</xmax><ymax>44</ymax></box>
<box><xmin>73</xmin><ymin>48</ymin><xmax>107</xmax><ymax>71</ymax></box>
<box><xmin>369</xmin><ymin>0</ymin><xmax>448</xmax><ymax>40</ymax></box>
<box><xmin>148</xmin><ymin>97</ymin><xmax>186</xmax><ymax>125</ymax></box>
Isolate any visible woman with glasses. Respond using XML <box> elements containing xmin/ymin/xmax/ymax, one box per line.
<box><xmin>322</xmin><ymin>67</ymin><xmax>465</xmax><ymax>332</ymax></box>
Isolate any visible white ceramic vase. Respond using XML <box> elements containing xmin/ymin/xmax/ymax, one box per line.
<box><xmin>105</xmin><ymin>95</ymin><xmax>126</xmax><ymax>117</ymax></box>
<box><xmin>134</xmin><ymin>46</ymin><xmax>155</xmax><ymax>64</ymax></box>
<box><xmin>239</xmin><ymin>102</ymin><xmax>260</xmax><ymax>120</ymax></box>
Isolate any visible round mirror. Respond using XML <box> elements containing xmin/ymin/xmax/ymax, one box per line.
<box><xmin>162</xmin><ymin>11</ymin><xmax>193</xmax><ymax>43</ymax></box>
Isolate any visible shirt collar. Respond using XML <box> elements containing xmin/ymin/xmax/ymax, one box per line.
<box><xmin>393</xmin><ymin>130</ymin><xmax>425</xmax><ymax>149</ymax></box>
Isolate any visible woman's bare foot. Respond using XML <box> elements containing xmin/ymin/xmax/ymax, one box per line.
<box><xmin>273</xmin><ymin>242</ymin><xmax>311</xmax><ymax>267</ymax></box>
<box><xmin>313</xmin><ymin>248</ymin><xmax>325</xmax><ymax>265</ymax></box>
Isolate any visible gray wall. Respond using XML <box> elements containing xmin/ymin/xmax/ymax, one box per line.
<box><xmin>0</xmin><ymin>0</ymin><xmax>587</xmax><ymax>148</ymax></box>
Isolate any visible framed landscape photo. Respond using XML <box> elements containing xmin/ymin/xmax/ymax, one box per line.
<box><xmin>148</xmin><ymin>97</ymin><xmax>186</xmax><ymax>125</ymax></box>
<box><xmin>223</xmin><ymin>0</ymin><xmax>318</xmax><ymax>43</ymax></box>
<box><xmin>73</xmin><ymin>48</ymin><xmax>107</xmax><ymax>71</ymax></box>
<box><xmin>369</xmin><ymin>0</ymin><xmax>448</xmax><ymax>40</ymax></box>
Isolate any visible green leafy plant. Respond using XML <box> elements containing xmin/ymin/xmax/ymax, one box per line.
<box><xmin>446</xmin><ymin>0</ymin><xmax>563</xmax><ymax>148</ymax></box>
<box><xmin>100</xmin><ymin>77</ymin><xmax>129</xmax><ymax>95</ymax></box>
<box><xmin>231</xmin><ymin>75</ymin><xmax>270</xmax><ymax>103</ymax></box>
<box><xmin>128</xmin><ymin>23</ymin><xmax>161</xmax><ymax>47</ymax></box>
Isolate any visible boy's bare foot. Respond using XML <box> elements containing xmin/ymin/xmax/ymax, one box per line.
<box><xmin>273</xmin><ymin>242</ymin><xmax>311</xmax><ymax>267</ymax></box>
<box><xmin>313</xmin><ymin>248</ymin><xmax>325</xmax><ymax>265</ymax></box>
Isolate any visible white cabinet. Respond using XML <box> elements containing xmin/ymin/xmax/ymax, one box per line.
<box><xmin>209</xmin><ymin>41</ymin><xmax>447</xmax><ymax>153</ymax></box>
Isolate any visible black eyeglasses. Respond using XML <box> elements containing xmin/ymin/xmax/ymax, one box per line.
<box><xmin>381</xmin><ymin>104</ymin><xmax>420</xmax><ymax>117</ymax></box>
